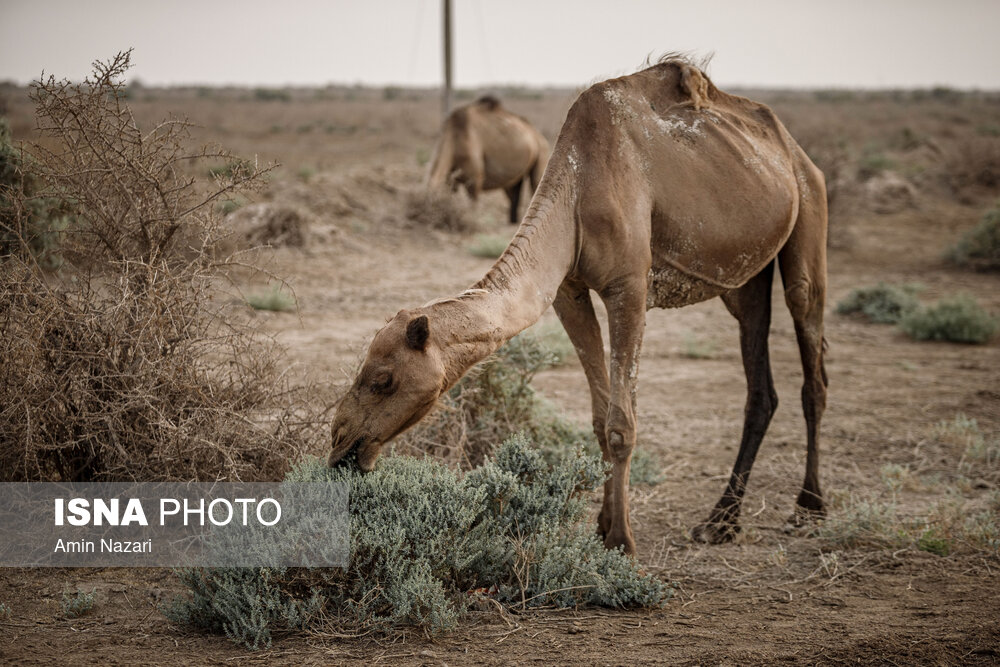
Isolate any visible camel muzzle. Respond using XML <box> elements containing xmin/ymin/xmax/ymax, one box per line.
<box><xmin>328</xmin><ymin>434</ymin><xmax>365</xmax><ymax>468</ymax></box>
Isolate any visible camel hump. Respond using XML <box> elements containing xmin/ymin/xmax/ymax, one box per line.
<box><xmin>678</xmin><ymin>63</ymin><xmax>710</xmax><ymax>111</ymax></box>
<box><xmin>475</xmin><ymin>95</ymin><xmax>502</xmax><ymax>111</ymax></box>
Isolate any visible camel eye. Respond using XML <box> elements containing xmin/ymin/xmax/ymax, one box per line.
<box><xmin>371</xmin><ymin>372</ymin><xmax>394</xmax><ymax>394</ymax></box>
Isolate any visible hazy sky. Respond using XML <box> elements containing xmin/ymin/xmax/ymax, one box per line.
<box><xmin>2</xmin><ymin>0</ymin><xmax>999</xmax><ymax>89</ymax></box>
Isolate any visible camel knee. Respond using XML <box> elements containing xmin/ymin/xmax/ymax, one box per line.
<box><xmin>606</xmin><ymin>404</ymin><xmax>637</xmax><ymax>462</ymax></box>
<box><xmin>783</xmin><ymin>279</ymin><xmax>816</xmax><ymax>320</ymax></box>
<box><xmin>606</xmin><ymin>422</ymin><xmax>635</xmax><ymax>463</ymax></box>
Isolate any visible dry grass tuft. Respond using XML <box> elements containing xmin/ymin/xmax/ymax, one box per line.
<box><xmin>403</xmin><ymin>189</ymin><xmax>478</xmax><ymax>232</ymax></box>
<box><xmin>234</xmin><ymin>202</ymin><xmax>312</xmax><ymax>248</ymax></box>
<box><xmin>942</xmin><ymin>136</ymin><xmax>1000</xmax><ymax>194</ymax></box>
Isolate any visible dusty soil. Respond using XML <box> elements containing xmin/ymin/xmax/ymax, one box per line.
<box><xmin>2</xmin><ymin>84</ymin><xmax>999</xmax><ymax>665</ymax></box>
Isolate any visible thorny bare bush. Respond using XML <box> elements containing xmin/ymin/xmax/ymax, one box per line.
<box><xmin>0</xmin><ymin>51</ymin><xmax>328</xmax><ymax>481</ymax></box>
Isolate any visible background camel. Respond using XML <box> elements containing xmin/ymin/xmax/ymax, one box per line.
<box><xmin>330</xmin><ymin>56</ymin><xmax>828</xmax><ymax>556</ymax></box>
<box><xmin>426</xmin><ymin>95</ymin><xmax>549</xmax><ymax>223</ymax></box>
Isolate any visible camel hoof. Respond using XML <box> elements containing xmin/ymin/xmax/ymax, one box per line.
<box><xmin>691</xmin><ymin>521</ymin><xmax>740</xmax><ymax>544</ymax></box>
<box><xmin>603</xmin><ymin>532</ymin><xmax>637</xmax><ymax>556</ymax></box>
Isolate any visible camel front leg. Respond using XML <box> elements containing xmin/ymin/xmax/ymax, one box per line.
<box><xmin>599</xmin><ymin>277</ymin><xmax>648</xmax><ymax>556</ymax></box>
<box><xmin>553</xmin><ymin>282</ymin><xmax>613</xmax><ymax>537</ymax></box>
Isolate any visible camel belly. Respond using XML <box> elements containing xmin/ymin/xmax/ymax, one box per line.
<box><xmin>482</xmin><ymin>149</ymin><xmax>533</xmax><ymax>190</ymax></box>
<box><xmin>646</xmin><ymin>265</ymin><xmax>729</xmax><ymax>309</ymax></box>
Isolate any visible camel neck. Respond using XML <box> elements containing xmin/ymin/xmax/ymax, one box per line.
<box><xmin>427</xmin><ymin>173</ymin><xmax>577</xmax><ymax>389</ymax></box>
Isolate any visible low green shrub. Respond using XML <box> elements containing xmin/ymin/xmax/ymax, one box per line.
<box><xmin>467</xmin><ymin>234</ymin><xmax>509</xmax><ymax>259</ymax></box>
<box><xmin>165</xmin><ymin>436</ymin><xmax>669</xmax><ymax>649</ymax></box>
<box><xmin>933</xmin><ymin>414</ymin><xmax>1000</xmax><ymax>482</ymax></box>
<box><xmin>835</xmin><ymin>283</ymin><xmax>919</xmax><ymax>324</ymax></box>
<box><xmin>817</xmin><ymin>490</ymin><xmax>1000</xmax><ymax>557</ymax></box>
<box><xmin>246</xmin><ymin>285</ymin><xmax>296</xmax><ymax>312</ymax></box>
<box><xmin>61</xmin><ymin>588</ymin><xmax>95</xmax><ymax>618</ymax></box>
<box><xmin>898</xmin><ymin>294</ymin><xmax>997</xmax><ymax>344</ymax></box>
<box><xmin>815</xmin><ymin>494</ymin><xmax>904</xmax><ymax>549</ymax></box>
<box><xmin>917</xmin><ymin>528</ymin><xmax>951</xmax><ymax>556</ymax></box>
<box><xmin>947</xmin><ymin>205</ymin><xmax>1000</xmax><ymax>271</ymax></box>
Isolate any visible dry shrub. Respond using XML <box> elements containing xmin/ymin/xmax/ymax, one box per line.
<box><xmin>403</xmin><ymin>188</ymin><xmax>478</xmax><ymax>232</ymax></box>
<box><xmin>863</xmin><ymin>171</ymin><xmax>916</xmax><ymax>214</ymax></box>
<box><xmin>0</xmin><ymin>51</ymin><xmax>326</xmax><ymax>481</ymax></box>
<box><xmin>942</xmin><ymin>136</ymin><xmax>1000</xmax><ymax>194</ymax></box>
<box><xmin>232</xmin><ymin>202</ymin><xmax>312</xmax><ymax>248</ymax></box>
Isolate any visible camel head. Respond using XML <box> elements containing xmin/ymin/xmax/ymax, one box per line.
<box><xmin>328</xmin><ymin>309</ymin><xmax>445</xmax><ymax>471</ymax></box>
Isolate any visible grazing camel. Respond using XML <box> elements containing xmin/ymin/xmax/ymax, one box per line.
<box><xmin>426</xmin><ymin>95</ymin><xmax>550</xmax><ymax>223</ymax></box>
<box><xmin>330</xmin><ymin>57</ymin><xmax>828</xmax><ymax>556</ymax></box>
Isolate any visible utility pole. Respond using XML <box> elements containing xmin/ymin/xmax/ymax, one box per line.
<box><xmin>442</xmin><ymin>0</ymin><xmax>453</xmax><ymax>117</ymax></box>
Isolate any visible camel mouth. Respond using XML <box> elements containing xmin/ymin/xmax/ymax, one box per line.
<box><xmin>327</xmin><ymin>435</ymin><xmax>367</xmax><ymax>469</ymax></box>
<box><xmin>356</xmin><ymin>439</ymin><xmax>382</xmax><ymax>472</ymax></box>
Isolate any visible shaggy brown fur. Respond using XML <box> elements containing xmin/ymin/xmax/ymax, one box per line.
<box><xmin>426</xmin><ymin>96</ymin><xmax>549</xmax><ymax>223</ymax></box>
<box><xmin>331</xmin><ymin>58</ymin><xmax>829</xmax><ymax>556</ymax></box>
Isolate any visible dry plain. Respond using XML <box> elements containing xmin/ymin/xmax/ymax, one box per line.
<box><xmin>1</xmin><ymin>82</ymin><xmax>999</xmax><ymax>664</ymax></box>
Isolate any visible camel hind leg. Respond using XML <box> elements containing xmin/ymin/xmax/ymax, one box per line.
<box><xmin>504</xmin><ymin>180</ymin><xmax>523</xmax><ymax>224</ymax></box>
<box><xmin>692</xmin><ymin>261</ymin><xmax>778</xmax><ymax>543</ymax></box>
<box><xmin>779</xmin><ymin>178</ymin><xmax>829</xmax><ymax>527</ymax></box>
<box><xmin>552</xmin><ymin>281</ymin><xmax>614</xmax><ymax>536</ymax></box>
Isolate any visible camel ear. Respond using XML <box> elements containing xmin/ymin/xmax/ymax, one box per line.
<box><xmin>405</xmin><ymin>315</ymin><xmax>430</xmax><ymax>351</ymax></box>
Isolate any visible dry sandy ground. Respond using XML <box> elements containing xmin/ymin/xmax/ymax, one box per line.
<box><xmin>1</xmin><ymin>85</ymin><xmax>999</xmax><ymax>665</ymax></box>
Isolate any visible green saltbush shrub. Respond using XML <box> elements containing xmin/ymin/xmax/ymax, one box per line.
<box><xmin>467</xmin><ymin>233</ymin><xmax>509</xmax><ymax>259</ymax></box>
<box><xmin>61</xmin><ymin>588</ymin><xmax>95</xmax><ymax>618</ymax></box>
<box><xmin>948</xmin><ymin>205</ymin><xmax>1000</xmax><ymax>271</ymax></box>
<box><xmin>246</xmin><ymin>285</ymin><xmax>297</xmax><ymax>312</ymax></box>
<box><xmin>165</xmin><ymin>436</ymin><xmax>669</xmax><ymax>649</ymax></box>
<box><xmin>835</xmin><ymin>282</ymin><xmax>919</xmax><ymax>324</ymax></box>
<box><xmin>898</xmin><ymin>294</ymin><xmax>997</xmax><ymax>344</ymax></box>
